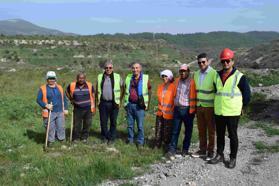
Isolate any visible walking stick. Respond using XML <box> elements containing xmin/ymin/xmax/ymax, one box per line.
<box><xmin>44</xmin><ymin>102</ymin><xmax>52</xmax><ymax>150</ymax></box>
<box><xmin>69</xmin><ymin>109</ymin><xmax>74</xmax><ymax>144</ymax></box>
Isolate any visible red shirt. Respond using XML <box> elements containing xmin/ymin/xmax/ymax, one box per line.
<box><xmin>129</xmin><ymin>78</ymin><xmax>151</xmax><ymax>103</ymax></box>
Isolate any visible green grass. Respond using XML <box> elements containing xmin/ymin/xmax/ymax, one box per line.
<box><xmin>251</xmin><ymin>122</ymin><xmax>279</xmax><ymax>137</ymax></box>
<box><xmin>0</xmin><ymin>69</ymin><xmax>200</xmax><ymax>185</ymax></box>
<box><xmin>246</xmin><ymin>70</ymin><xmax>279</xmax><ymax>87</ymax></box>
<box><xmin>254</xmin><ymin>141</ymin><xmax>279</xmax><ymax>153</ymax></box>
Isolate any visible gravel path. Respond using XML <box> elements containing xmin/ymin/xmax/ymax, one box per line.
<box><xmin>101</xmin><ymin>123</ymin><xmax>279</xmax><ymax>186</ymax></box>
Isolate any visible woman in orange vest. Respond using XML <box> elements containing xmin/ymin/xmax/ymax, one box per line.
<box><xmin>155</xmin><ymin>69</ymin><xmax>176</xmax><ymax>150</ymax></box>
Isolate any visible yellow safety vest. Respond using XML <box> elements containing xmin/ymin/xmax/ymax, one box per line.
<box><xmin>214</xmin><ymin>70</ymin><xmax>243</xmax><ymax>116</ymax></box>
<box><xmin>124</xmin><ymin>74</ymin><xmax>149</xmax><ymax>107</ymax></box>
<box><xmin>97</xmin><ymin>73</ymin><xmax>121</xmax><ymax>105</ymax></box>
<box><xmin>194</xmin><ymin>67</ymin><xmax>216</xmax><ymax>107</ymax></box>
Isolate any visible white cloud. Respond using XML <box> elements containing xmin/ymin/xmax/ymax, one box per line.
<box><xmin>176</xmin><ymin>19</ymin><xmax>188</xmax><ymax>23</ymax></box>
<box><xmin>90</xmin><ymin>17</ymin><xmax>123</xmax><ymax>23</ymax></box>
<box><xmin>136</xmin><ymin>18</ymin><xmax>168</xmax><ymax>24</ymax></box>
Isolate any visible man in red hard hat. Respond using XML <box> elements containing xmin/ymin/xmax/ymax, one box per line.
<box><xmin>208</xmin><ymin>48</ymin><xmax>251</xmax><ymax>169</ymax></box>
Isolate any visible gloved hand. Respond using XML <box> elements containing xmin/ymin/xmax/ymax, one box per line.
<box><xmin>45</xmin><ymin>104</ymin><xmax>53</xmax><ymax>110</ymax></box>
<box><xmin>64</xmin><ymin>110</ymin><xmax>69</xmax><ymax>115</ymax></box>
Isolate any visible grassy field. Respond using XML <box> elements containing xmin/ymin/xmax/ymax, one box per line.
<box><xmin>0</xmin><ymin>68</ymin><xmax>199</xmax><ymax>185</ymax></box>
<box><xmin>1</xmin><ymin>35</ymin><xmax>274</xmax><ymax>185</ymax></box>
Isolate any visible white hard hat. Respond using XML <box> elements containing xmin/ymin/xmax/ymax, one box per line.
<box><xmin>46</xmin><ymin>71</ymin><xmax>57</xmax><ymax>80</ymax></box>
<box><xmin>160</xmin><ymin>69</ymin><xmax>173</xmax><ymax>80</ymax></box>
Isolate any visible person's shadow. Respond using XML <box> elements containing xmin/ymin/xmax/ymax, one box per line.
<box><xmin>25</xmin><ymin>129</ymin><xmax>45</xmax><ymax>144</ymax></box>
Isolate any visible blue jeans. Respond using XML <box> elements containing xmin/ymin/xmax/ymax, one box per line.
<box><xmin>43</xmin><ymin>112</ymin><xmax>65</xmax><ymax>142</ymax></box>
<box><xmin>126</xmin><ymin>103</ymin><xmax>145</xmax><ymax>145</ymax></box>
<box><xmin>168</xmin><ymin>106</ymin><xmax>195</xmax><ymax>153</ymax></box>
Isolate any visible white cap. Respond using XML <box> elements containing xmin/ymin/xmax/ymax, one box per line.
<box><xmin>160</xmin><ymin>69</ymin><xmax>173</xmax><ymax>80</ymax></box>
<box><xmin>46</xmin><ymin>71</ymin><xmax>57</xmax><ymax>80</ymax></box>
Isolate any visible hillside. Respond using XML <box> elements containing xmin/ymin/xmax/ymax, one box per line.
<box><xmin>0</xmin><ymin>19</ymin><xmax>73</xmax><ymax>36</ymax></box>
<box><xmin>100</xmin><ymin>31</ymin><xmax>279</xmax><ymax>49</ymax></box>
<box><xmin>237</xmin><ymin>39</ymin><xmax>279</xmax><ymax>69</ymax></box>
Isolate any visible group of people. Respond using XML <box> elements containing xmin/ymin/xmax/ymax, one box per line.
<box><xmin>37</xmin><ymin>48</ymin><xmax>251</xmax><ymax>169</ymax></box>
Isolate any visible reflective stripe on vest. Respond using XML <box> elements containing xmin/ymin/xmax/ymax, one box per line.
<box><xmin>194</xmin><ymin>68</ymin><xmax>216</xmax><ymax>107</ymax></box>
<box><xmin>40</xmin><ymin>84</ymin><xmax>64</xmax><ymax>118</ymax></box>
<box><xmin>69</xmin><ymin>81</ymin><xmax>95</xmax><ymax>112</ymax></box>
<box><xmin>156</xmin><ymin>83</ymin><xmax>175</xmax><ymax>119</ymax></box>
<box><xmin>97</xmin><ymin>73</ymin><xmax>121</xmax><ymax>105</ymax></box>
<box><xmin>124</xmin><ymin>74</ymin><xmax>149</xmax><ymax>107</ymax></box>
<box><xmin>214</xmin><ymin>70</ymin><xmax>243</xmax><ymax>116</ymax></box>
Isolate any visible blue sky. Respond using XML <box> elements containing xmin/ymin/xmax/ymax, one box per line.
<box><xmin>0</xmin><ymin>0</ymin><xmax>278</xmax><ymax>34</ymax></box>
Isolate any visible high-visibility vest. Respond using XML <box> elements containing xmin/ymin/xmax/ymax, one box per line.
<box><xmin>214</xmin><ymin>70</ymin><xmax>243</xmax><ymax>116</ymax></box>
<box><xmin>69</xmin><ymin>81</ymin><xmax>95</xmax><ymax>112</ymax></box>
<box><xmin>194</xmin><ymin>68</ymin><xmax>216</xmax><ymax>107</ymax></box>
<box><xmin>174</xmin><ymin>78</ymin><xmax>197</xmax><ymax>114</ymax></box>
<box><xmin>156</xmin><ymin>82</ymin><xmax>176</xmax><ymax>119</ymax></box>
<box><xmin>40</xmin><ymin>84</ymin><xmax>64</xmax><ymax>118</ymax></box>
<box><xmin>124</xmin><ymin>74</ymin><xmax>149</xmax><ymax>108</ymax></box>
<box><xmin>97</xmin><ymin>73</ymin><xmax>121</xmax><ymax>105</ymax></box>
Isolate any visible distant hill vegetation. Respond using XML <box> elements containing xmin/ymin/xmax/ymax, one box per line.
<box><xmin>104</xmin><ymin>31</ymin><xmax>279</xmax><ymax>49</ymax></box>
<box><xmin>1</xmin><ymin>19</ymin><xmax>279</xmax><ymax>50</ymax></box>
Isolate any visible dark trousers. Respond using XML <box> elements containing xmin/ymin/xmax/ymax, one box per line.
<box><xmin>99</xmin><ymin>101</ymin><xmax>119</xmax><ymax>141</ymax></box>
<box><xmin>73</xmin><ymin>108</ymin><xmax>92</xmax><ymax>140</ymax></box>
<box><xmin>155</xmin><ymin>116</ymin><xmax>173</xmax><ymax>148</ymax></box>
<box><xmin>215</xmin><ymin>115</ymin><xmax>239</xmax><ymax>159</ymax></box>
<box><xmin>169</xmin><ymin>106</ymin><xmax>195</xmax><ymax>153</ymax></box>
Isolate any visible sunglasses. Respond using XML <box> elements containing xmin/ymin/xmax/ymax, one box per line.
<box><xmin>105</xmin><ymin>67</ymin><xmax>113</xmax><ymax>69</ymax></box>
<box><xmin>221</xmin><ymin>60</ymin><xmax>231</xmax><ymax>64</ymax></box>
<box><xmin>198</xmin><ymin>61</ymin><xmax>206</xmax><ymax>65</ymax></box>
<box><xmin>161</xmin><ymin>75</ymin><xmax>167</xmax><ymax>78</ymax></box>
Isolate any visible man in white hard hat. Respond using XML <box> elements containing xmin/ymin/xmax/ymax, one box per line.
<box><xmin>37</xmin><ymin>71</ymin><xmax>68</xmax><ymax>146</ymax></box>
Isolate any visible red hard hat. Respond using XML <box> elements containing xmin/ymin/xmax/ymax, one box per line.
<box><xmin>220</xmin><ymin>48</ymin><xmax>234</xmax><ymax>60</ymax></box>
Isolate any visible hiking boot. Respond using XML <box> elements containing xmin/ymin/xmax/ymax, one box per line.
<box><xmin>191</xmin><ymin>150</ymin><xmax>206</xmax><ymax>158</ymax></box>
<box><xmin>208</xmin><ymin>154</ymin><xmax>224</xmax><ymax>164</ymax></box>
<box><xmin>226</xmin><ymin>158</ymin><xmax>236</xmax><ymax>169</ymax></box>
<box><xmin>182</xmin><ymin>150</ymin><xmax>191</xmax><ymax>157</ymax></box>
<box><xmin>205</xmin><ymin>151</ymin><xmax>214</xmax><ymax>161</ymax></box>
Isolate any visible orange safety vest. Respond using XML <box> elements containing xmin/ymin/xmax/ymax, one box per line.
<box><xmin>40</xmin><ymin>84</ymin><xmax>64</xmax><ymax>118</ymax></box>
<box><xmin>174</xmin><ymin>78</ymin><xmax>197</xmax><ymax>114</ymax></box>
<box><xmin>156</xmin><ymin>82</ymin><xmax>176</xmax><ymax>119</ymax></box>
<box><xmin>69</xmin><ymin>81</ymin><xmax>95</xmax><ymax>113</ymax></box>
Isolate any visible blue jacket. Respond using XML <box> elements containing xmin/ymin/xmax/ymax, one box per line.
<box><xmin>37</xmin><ymin>85</ymin><xmax>68</xmax><ymax>112</ymax></box>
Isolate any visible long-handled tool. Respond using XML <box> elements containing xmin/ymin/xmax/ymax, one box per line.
<box><xmin>69</xmin><ymin>109</ymin><xmax>74</xmax><ymax>144</ymax></box>
<box><xmin>44</xmin><ymin>102</ymin><xmax>52</xmax><ymax>150</ymax></box>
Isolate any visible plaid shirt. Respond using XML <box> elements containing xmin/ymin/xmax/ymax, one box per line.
<box><xmin>174</xmin><ymin>78</ymin><xmax>191</xmax><ymax>106</ymax></box>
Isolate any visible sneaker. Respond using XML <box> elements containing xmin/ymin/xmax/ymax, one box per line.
<box><xmin>206</xmin><ymin>151</ymin><xmax>214</xmax><ymax>161</ymax></box>
<box><xmin>136</xmin><ymin>144</ymin><xmax>144</xmax><ymax>151</ymax></box>
<box><xmin>191</xmin><ymin>150</ymin><xmax>206</xmax><ymax>158</ymax></box>
<box><xmin>207</xmin><ymin>154</ymin><xmax>224</xmax><ymax>164</ymax></box>
<box><xmin>82</xmin><ymin>139</ymin><xmax>88</xmax><ymax>144</ymax></box>
<box><xmin>101</xmin><ymin>138</ymin><xmax>108</xmax><ymax>144</ymax></box>
<box><xmin>126</xmin><ymin>140</ymin><xmax>134</xmax><ymax>145</ymax></box>
<box><xmin>47</xmin><ymin>141</ymin><xmax>54</xmax><ymax>147</ymax></box>
<box><xmin>166</xmin><ymin>151</ymin><xmax>175</xmax><ymax>160</ymax></box>
<box><xmin>182</xmin><ymin>150</ymin><xmax>191</xmax><ymax>157</ymax></box>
